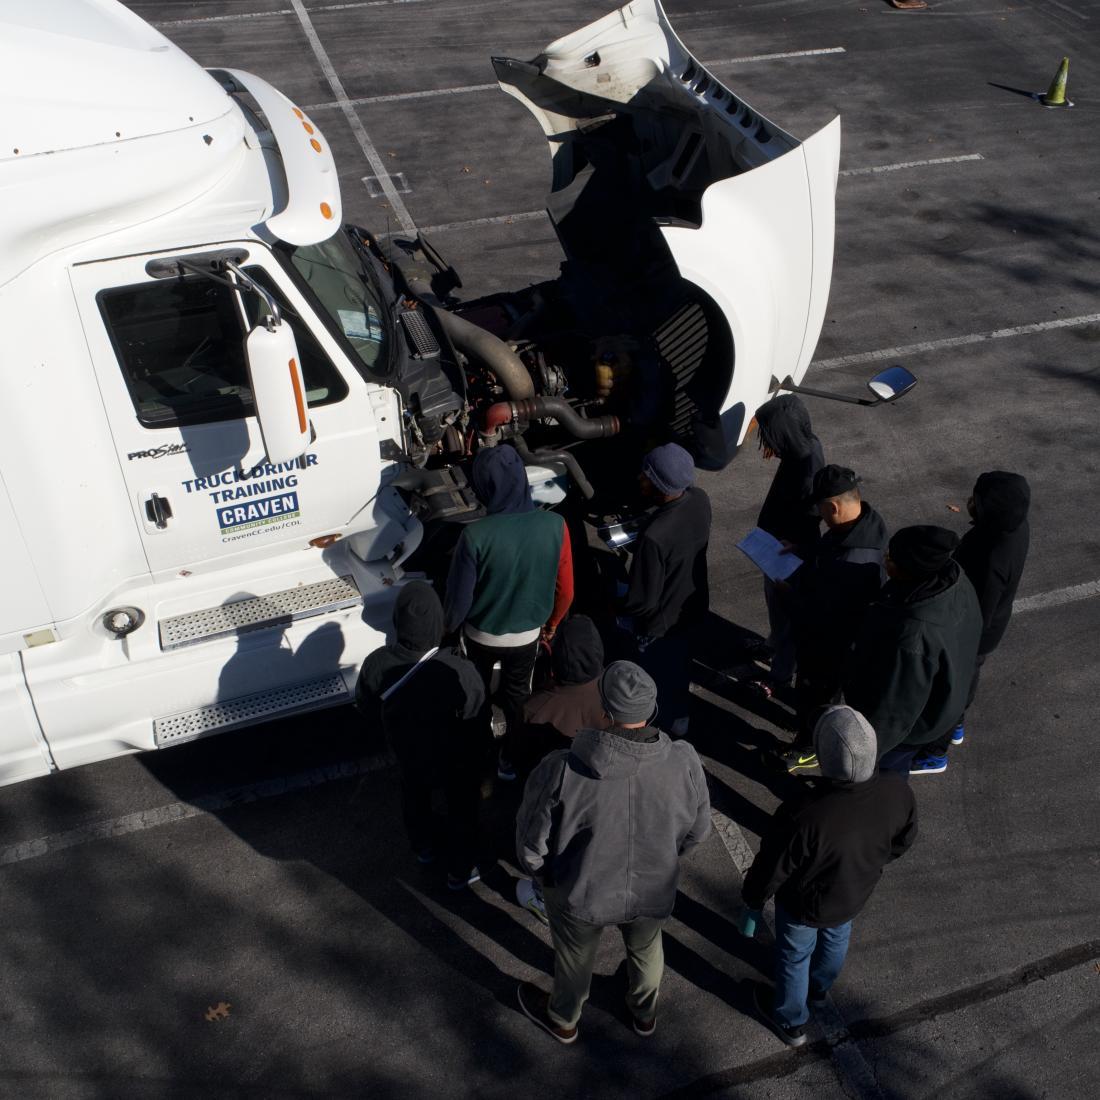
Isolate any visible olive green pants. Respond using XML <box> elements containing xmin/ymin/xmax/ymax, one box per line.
<box><xmin>545</xmin><ymin>891</ymin><xmax>665</xmax><ymax>1029</ymax></box>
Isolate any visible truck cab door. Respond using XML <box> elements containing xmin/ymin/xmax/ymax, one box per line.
<box><xmin>69</xmin><ymin>245</ymin><xmax>388</xmax><ymax>578</ymax></box>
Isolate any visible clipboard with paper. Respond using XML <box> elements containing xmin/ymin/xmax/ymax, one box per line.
<box><xmin>736</xmin><ymin>527</ymin><xmax>803</xmax><ymax>582</ymax></box>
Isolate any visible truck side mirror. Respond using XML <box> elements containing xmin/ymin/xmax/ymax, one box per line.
<box><xmin>245</xmin><ymin>323</ymin><xmax>311</xmax><ymax>463</ymax></box>
<box><xmin>867</xmin><ymin>365</ymin><xmax>917</xmax><ymax>403</ymax></box>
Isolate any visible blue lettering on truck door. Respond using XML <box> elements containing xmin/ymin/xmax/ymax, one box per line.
<box><xmin>217</xmin><ymin>492</ymin><xmax>300</xmax><ymax>533</ymax></box>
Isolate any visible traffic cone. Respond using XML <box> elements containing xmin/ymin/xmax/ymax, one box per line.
<box><xmin>1039</xmin><ymin>57</ymin><xmax>1073</xmax><ymax>108</ymax></box>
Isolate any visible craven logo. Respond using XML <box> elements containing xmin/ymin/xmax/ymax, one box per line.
<box><xmin>216</xmin><ymin>491</ymin><xmax>301</xmax><ymax>533</ymax></box>
<box><xmin>128</xmin><ymin>442</ymin><xmax>190</xmax><ymax>461</ymax></box>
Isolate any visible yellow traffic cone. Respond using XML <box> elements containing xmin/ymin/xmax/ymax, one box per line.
<box><xmin>1039</xmin><ymin>57</ymin><xmax>1073</xmax><ymax>108</ymax></box>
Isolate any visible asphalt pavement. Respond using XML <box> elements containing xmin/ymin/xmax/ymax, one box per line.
<box><xmin>2</xmin><ymin>1</ymin><xmax>1098</xmax><ymax>1097</ymax></box>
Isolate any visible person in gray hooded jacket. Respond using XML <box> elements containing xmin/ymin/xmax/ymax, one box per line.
<box><xmin>515</xmin><ymin>661</ymin><xmax>711</xmax><ymax>1044</ymax></box>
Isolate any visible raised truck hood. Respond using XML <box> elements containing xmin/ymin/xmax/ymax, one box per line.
<box><xmin>493</xmin><ymin>0</ymin><xmax>840</xmax><ymax>461</ymax></box>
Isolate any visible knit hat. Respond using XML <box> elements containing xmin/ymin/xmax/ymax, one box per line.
<box><xmin>814</xmin><ymin>705</ymin><xmax>877</xmax><ymax>783</ymax></box>
<box><xmin>888</xmin><ymin>525</ymin><xmax>959</xmax><ymax>579</ymax></box>
<box><xmin>599</xmin><ymin>661</ymin><xmax>658</xmax><ymax>725</ymax></box>
<box><xmin>810</xmin><ymin>464</ymin><xmax>861</xmax><ymax>504</ymax></box>
<box><xmin>642</xmin><ymin>443</ymin><xmax>695</xmax><ymax>496</ymax></box>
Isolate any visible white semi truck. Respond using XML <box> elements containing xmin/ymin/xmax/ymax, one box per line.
<box><xmin>0</xmin><ymin>0</ymin><xmax>842</xmax><ymax>785</ymax></box>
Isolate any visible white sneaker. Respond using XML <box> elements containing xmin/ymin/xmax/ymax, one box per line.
<box><xmin>669</xmin><ymin>717</ymin><xmax>690</xmax><ymax>738</ymax></box>
<box><xmin>516</xmin><ymin>878</ymin><xmax>549</xmax><ymax>924</ymax></box>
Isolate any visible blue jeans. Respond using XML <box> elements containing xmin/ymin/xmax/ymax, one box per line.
<box><xmin>773</xmin><ymin>904</ymin><xmax>852</xmax><ymax>1028</ymax></box>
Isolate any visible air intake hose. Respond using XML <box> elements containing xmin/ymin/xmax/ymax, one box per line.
<box><xmin>482</xmin><ymin>397</ymin><xmax>620</xmax><ymax>440</ymax></box>
<box><xmin>431</xmin><ymin>306</ymin><xmax>535</xmax><ymax>401</ymax></box>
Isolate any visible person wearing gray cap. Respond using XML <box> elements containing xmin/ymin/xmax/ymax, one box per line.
<box><xmin>514</xmin><ymin>661</ymin><xmax>711</xmax><ymax>1044</ymax></box>
<box><xmin>740</xmin><ymin>706</ymin><xmax>917</xmax><ymax>1047</ymax></box>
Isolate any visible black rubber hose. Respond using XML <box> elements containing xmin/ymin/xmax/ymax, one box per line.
<box><xmin>513</xmin><ymin>436</ymin><xmax>595</xmax><ymax>500</ymax></box>
<box><xmin>430</xmin><ymin>306</ymin><xmax>535</xmax><ymax>400</ymax></box>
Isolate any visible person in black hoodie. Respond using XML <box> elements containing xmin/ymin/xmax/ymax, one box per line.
<box><xmin>782</xmin><ymin>466</ymin><xmax>888</xmax><ymax>774</ymax></box>
<box><xmin>911</xmin><ymin>471</ymin><xmax>1031</xmax><ymax>771</ymax></box>
<box><xmin>622</xmin><ymin>443</ymin><xmax>711</xmax><ymax>736</ymax></box>
<box><xmin>742</xmin><ymin>706</ymin><xmax>917</xmax><ymax>1047</ymax></box>
<box><xmin>844</xmin><ymin>526</ymin><xmax>983</xmax><ymax>777</ymax></box>
<box><xmin>355</xmin><ymin>581</ymin><xmax>486</xmax><ymax>890</ymax></box>
<box><xmin>752</xmin><ymin>395</ymin><xmax>825</xmax><ymax>691</ymax></box>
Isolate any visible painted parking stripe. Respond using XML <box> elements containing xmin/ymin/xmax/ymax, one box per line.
<box><xmin>840</xmin><ymin>153</ymin><xmax>984</xmax><ymax>176</ymax></box>
<box><xmin>302</xmin><ymin>48</ymin><xmax>847</xmax><ymax>113</ymax></box>
<box><xmin>154</xmin><ymin>0</ymin><xmax>430</xmax><ymax>28</ymax></box>
<box><xmin>1014</xmin><ymin>579</ymin><xmax>1100</xmax><ymax>615</ymax></box>
<box><xmin>289</xmin><ymin>0</ymin><xmax>418</xmax><ymax>233</ymax></box>
<box><xmin>0</xmin><ymin>755</ymin><xmax>392</xmax><ymax>868</ymax></box>
<box><xmin>814</xmin><ymin>313</ymin><xmax>1100</xmax><ymax>371</ymax></box>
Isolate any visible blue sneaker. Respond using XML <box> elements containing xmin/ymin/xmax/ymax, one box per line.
<box><xmin>951</xmin><ymin>724</ymin><xmax>965</xmax><ymax>746</ymax></box>
<box><xmin>910</xmin><ymin>754</ymin><xmax>948</xmax><ymax>775</ymax></box>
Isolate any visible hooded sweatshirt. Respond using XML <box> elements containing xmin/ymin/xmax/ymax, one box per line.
<box><xmin>742</xmin><ymin>707</ymin><xmax>917</xmax><ymax>926</ymax></box>
<box><xmin>355</xmin><ymin>582</ymin><xmax>485</xmax><ymax>775</ymax></box>
<box><xmin>954</xmin><ymin>472</ymin><xmax>1030</xmax><ymax>655</ymax></box>
<box><xmin>755</xmin><ymin>395</ymin><xmax>825</xmax><ymax>552</ymax></box>
<box><xmin>516</xmin><ymin>726</ymin><xmax>712</xmax><ymax>925</ymax></box>
<box><xmin>444</xmin><ymin>446</ymin><xmax>573</xmax><ymax>645</ymax></box>
<box><xmin>523</xmin><ymin>616</ymin><xmax>609</xmax><ymax>743</ymax></box>
<box><xmin>844</xmin><ymin>561</ymin><xmax>983</xmax><ymax>755</ymax></box>
<box><xmin>794</xmin><ymin>501</ymin><xmax>888</xmax><ymax>680</ymax></box>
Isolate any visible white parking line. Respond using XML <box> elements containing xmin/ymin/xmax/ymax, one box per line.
<box><xmin>1014</xmin><ymin>579</ymin><xmax>1100</xmax><ymax>615</ymax></box>
<box><xmin>0</xmin><ymin>754</ymin><xmax>392</xmax><ymax>868</ymax></box>
<box><xmin>289</xmin><ymin>0</ymin><xmax>418</xmax><ymax>233</ymax></box>
<box><xmin>814</xmin><ymin>313</ymin><xmax>1100</xmax><ymax>371</ymax></box>
<box><xmin>840</xmin><ymin>153</ymin><xmax>984</xmax><ymax>176</ymax></box>
<box><xmin>154</xmin><ymin>0</ymin><xmax>430</xmax><ymax>28</ymax></box>
<box><xmin>404</xmin><ymin>210</ymin><xmax>548</xmax><ymax>237</ymax></box>
<box><xmin>302</xmin><ymin>48</ymin><xmax>846</xmax><ymax>113</ymax></box>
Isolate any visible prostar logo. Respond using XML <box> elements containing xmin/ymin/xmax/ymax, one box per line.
<box><xmin>127</xmin><ymin>443</ymin><xmax>190</xmax><ymax>461</ymax></box>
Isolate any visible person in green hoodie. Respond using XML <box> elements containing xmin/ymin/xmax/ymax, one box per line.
<box><xmin>844</xmin><ymin>526</ymin><xmax>982</xmax><ymax>777</ymax></box>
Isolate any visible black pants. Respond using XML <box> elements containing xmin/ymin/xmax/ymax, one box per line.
<box><xmin>794</xmin><ymin>658</ymin><xmax>843</xmax><ymax>750</ymax></box>
<box><xmin>399</xmin><ymin>764</ymin><xmax>480</xmax><ymax>878</ymax></box>
<box><xmin>922</xmin><ymin>653</ymin><xmax>987</xmax><ymax>758</ymax></box>
<box><xmin>636</xmin><ymin>629</ymin><xmax>693</xmax><ymax>726</ymax></box>
<box><xmin>464</xmin><ymin>636</ymin><xmax>539</xmax><ymax>764</ymax></box>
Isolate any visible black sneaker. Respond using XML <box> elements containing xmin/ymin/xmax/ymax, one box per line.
<box><xmin>752</xmin><ymin>982</ymin><xmax>807</xmax><ymax>1047</ymax></box>
<box><xmin>632</xmin><ymin>1014</ymin><xmax>656</xmax><ymax>1037</ymax></box>
<box><xmin>496</xmin><ymin>755</ymin><xmax>517</xmax><ymax>782</ymax></box>
<box><xmin>446</xmin><ymin>866</ymin><xmax>481</xmax><ymax>891</ymax></box>
<box><xmin>517</xmin><ymin>982</ymin><xmax>578</xmax><ymax>1044</ymax></box>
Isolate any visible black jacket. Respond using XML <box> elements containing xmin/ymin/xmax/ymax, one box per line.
<box><xmin>844</xmin><ymin>563</ymin><xmax>983</xmax><ymax>755</ymax></box>
<box><xmin>742</xmin><ymin>773</ymin><xmax>917</xmax><ymax>927</ymax></box>
<box><xmin>954</xmin><ymin>472</ymin><xmax>1030</xmax><ymax>655</ymax></box>
<box><xmin>355</xmin><ymin>582</ymin><xmax>485</xmax><ymax>778</ymax></box>
<box><xmin>794</xmin><ymin>502</ymin><xmax>887</xmax><ymax>680</ymax></box>
<box><xmin>624</xmin><ymin>487</ymin><xmax>711</xmax><ymax>638</ymax></box>
<box><xmin>755</xmin><ymin>395</ymin><xmax>825</xmax><ymax>553</ymax></box>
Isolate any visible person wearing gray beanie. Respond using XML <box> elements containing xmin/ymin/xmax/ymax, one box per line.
<box><xmin>620</xmin><ymin>445</ymin><xmax>711</xmax><ymax>737</ymax></box>
<box><xmin>740</xmin><ymin>706</ymin><xmax>917</xmax><ymax>1048</ymax></box>
<box><xmin>514</xmin><ymin>660</ymin><xmax>711</xmax><ymax>1044</ymax></box>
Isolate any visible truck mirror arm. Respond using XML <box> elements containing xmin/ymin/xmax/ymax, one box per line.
<box><xmin>173</xmin><ymin>258</ymin><xmax>283</xmax><ymax>332</ymax></box>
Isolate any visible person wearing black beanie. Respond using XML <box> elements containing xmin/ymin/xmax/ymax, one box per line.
<box><xmin>843</xmin><ymin>525</ymin><xmax>983</xmax><ymax>777</ymax></box>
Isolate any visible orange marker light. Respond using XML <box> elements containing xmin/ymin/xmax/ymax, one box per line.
<box><xmin>293</xmin><ymin>107</ymin><xmax>304</xmax><ymax>120</ymax></box>
<box><xmin>310</xmin><ymin>138</ymin><xmax>322</xmax><ymax>153</ymax></box>
<box><xmin>289</xmin><ymin>358</ymin><xmax>307</xmax><ymax>433</ymax></box>
<box><xmin>319</xmin><ymin>201</ymin><xmax>333</xmax><ymax>219</ymax></box>
<box><xmin>302</xmin><ymin>121</ymin><xmax>315</xmax><ymax>134</ymax></box>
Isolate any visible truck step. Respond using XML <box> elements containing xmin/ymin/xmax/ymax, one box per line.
<box><xmin>153</xmin><ymin>674</ymin><xmax>349</xmax><ymax>747</ymax></box>
<box><xmin>158</xmin><ymin>575</ymin><xmax>362</xmax><ymax>650</ymax></box>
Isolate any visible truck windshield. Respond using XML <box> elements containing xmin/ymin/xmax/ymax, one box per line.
<box><xmin>284</xmin><ymin>232</ymin><xmax>390</xmax><ymax>378</ymax></box>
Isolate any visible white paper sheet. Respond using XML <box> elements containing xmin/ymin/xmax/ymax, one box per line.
<box><xmin>736</xmin><ymin>527</ymin><xmax>803</xmax><ymax>582</ymax></box>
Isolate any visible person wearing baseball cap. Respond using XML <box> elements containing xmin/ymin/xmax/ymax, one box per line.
<box><xmin>515</xmin><ymin>661</ymin><xmax>711</xmax><ymax>1044</ymax></box>
<box><xmin>781</xmin><ymin>465</ymin><xmax>888</xmax><ymax>775</ymax></box>
<box><xmin>844</xmin><ymin>525</ymin><xmax>983</xmax><ymax>776</ymax></box>
<box><xmin>620</xmin><ymin>442</ymin><xmax>712</xmax><ymax>737</ymax></box>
